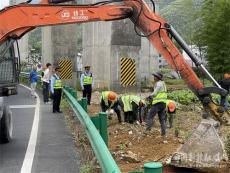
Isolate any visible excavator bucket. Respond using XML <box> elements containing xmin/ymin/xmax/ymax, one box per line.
<box><xmin>171</xmin><ymin>118</ymin><xmax>228</xmax><ymax>170</ymax></box>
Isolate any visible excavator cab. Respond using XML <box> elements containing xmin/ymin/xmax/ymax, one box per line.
<box><xmin>0</xmin><ymin>39</ymin><xmax>19</xmax><ymax>143</ymax></box>
<box><xmin>0</xmin><ymin>39</ymin><xmax>19</xmax><ymax>97</ymax></box>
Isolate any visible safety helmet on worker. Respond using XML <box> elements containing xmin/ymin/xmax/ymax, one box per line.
<box><xmin>152</xmin><ymin>72</ymin><xmax>163</xmax><ymax>80</ymax></box>
<box><xmin>108</xmin><ymin>91</ymin><xmax>117</xmax><ymax>101</ymax></box>
<box><xmin>168</xmin><ymin>101</ymin><xmax>175</xmax><ymax>113</ymax></box>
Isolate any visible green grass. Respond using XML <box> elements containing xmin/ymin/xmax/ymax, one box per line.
<box><xmin>80</xmin><ymin>162</ymin><xmax>94</xmax><ymax>173</ymax></box>
<box><xmin>165</xmin><ymin>79</ymin><xmax>185</xmax><ymax>85</ymax></box>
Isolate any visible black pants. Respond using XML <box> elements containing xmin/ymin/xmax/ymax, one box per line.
<box><xmin>100</xmin><ymin>99</ymin><xmax>121</xmax><ymax>122</ymax></box>
<box><xmin>147</xmin><ymin>102</ymin><xmax>166</xmax><ymax>136</ymax></box>
<box><xmin>123</xmin><ymin>103</ymin><xmax>139</xmax><ymax>123</ymax></box>
<box><xmin>53</xmin><ymin>89</ymin><xmax>62</xmax><ymax>112</ymax></box>
<box><xmin>124</xmin><ymin>111</ymin><xmax>133</xmax><ymax>123</ymax></box>
<box><xmin>43</xmin><ymin>82</ymin><xmax>49</xmax><ymax>103</ymax></box>
<box><xmin>82</xmin><ymin>84</ymin><xmax>92</xmax><ymax>105</ymax></box>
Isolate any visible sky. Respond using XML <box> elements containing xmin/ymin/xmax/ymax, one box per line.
<box><xmin>0</xmin><ymin>0</ymin><xmax>9</xmax><ymax>8</ymax></box>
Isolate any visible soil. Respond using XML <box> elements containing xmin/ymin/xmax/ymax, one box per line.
<box><xmin>87</xmin><ymin>93</ymin><xmax>205</xmax><ymax>173</ymax></box>
<box><xmin>73</xmin><ymin>91</ymin><xmax>230</xmax><ymax>173</ymax></box>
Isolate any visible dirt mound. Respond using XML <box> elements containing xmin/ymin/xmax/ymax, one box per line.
<box><xmin>83</xmin><ymin>91</ymin><xmax>230</xmax><ymax>173</ymax></box>
<box><xmin>87</xmin><ymin>102</ymin><xmax>203</xmax><ymax>172</ymax></box>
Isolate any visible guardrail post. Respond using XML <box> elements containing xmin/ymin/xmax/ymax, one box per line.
<box><xmin>72</xmin><ymin>90</ymin><xmax>77</xmax><ymax>99</ymax></box>
<box><xmin>81</xmin><ymin>98</ymin><xmax>88</xmax><ymax>112</ymax></box>
<box><xmin>63</xmin><ymin>88</ymin><xmax>122</xmax><ymax>172</ymax></box>
<box><xmin>99</xmin><ymin>112</ymin><xmax>108</xmax><ymax>146</ymax></box>
<box><xmin>78</xmin><ymin>99</ymin><xmax>82</xmax><ymax>107</ymax></box>
<box><xmin>91</xmin><ymin>116</ymin><xmax>100</xmax><ymax>129</ymax></box>
<box><xmin>144</xmin><ymin>162</ymin><xmax>162</xmax><ymax>173</ymax></box>
<box><xmin>65</xmin><ymin>86</ymin><xmax>70</xmax><ymax>92</ymax></box>
<box><xmin>69</xmin><ymin>88</ymin><xmax>74</xmax><ymax>97</ymax></box>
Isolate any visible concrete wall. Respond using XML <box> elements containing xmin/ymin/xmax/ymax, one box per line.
<box><xmin>42</xmin><ymin>27</ymin><xmax>53</xmax><ymax>65</ymax></box>
<box><xmin>40</xmin><ymin>0</ymin><xmax>159</xmax><ymax>91</ymax></box>
<box><xmin>140</xmin><ymin>37</ymin><xmax>159</xmax><ymax>82</ymax></box>
<box><xmin>83</xmin><ymin>19</ymin><xmax>143</xmax><ymax>92</ymax></box>
<box><xmin>82</xmin><ymin>15</ymin><xmax>158</xmax><ymax>92</ymax></box>
<box><xmin>83</xmin><ymin>21</ymin><xmax>112</xmax><ymax>89</ymax></box>
<box><xmin>42</xmin><ymin>24</ymin><xmax>80</xmax><ymax>87</ymax></box>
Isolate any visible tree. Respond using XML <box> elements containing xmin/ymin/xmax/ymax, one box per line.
<box><xmin>28</xmin><ymin>28</ymin><xmax>42</xmax><ymax>55</ymax></box>
<box><xmin>193</xmin><ymin>0</ymin><xmax>230</xmax><ymax>78</ymax></box>
<box><xmin>159</xmin><ymin>0</ymin><xmax>201</xmax><ymax>44</ymax></box>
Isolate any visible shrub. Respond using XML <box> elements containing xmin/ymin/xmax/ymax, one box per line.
<box><xmin>168</xmin><ymin>89</ymin><xmax>199</xmax><ymax>104</ymax></box>
<box><xmin>80</xmin><ymin>162</ymin><xmax>94</xmax><ymax>173</ymax></box>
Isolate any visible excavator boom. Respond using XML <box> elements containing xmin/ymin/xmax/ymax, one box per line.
<box><xmin>0</xmin><ymin>4</ymin><xmax>132</xmax><ymax>43</ymax></box>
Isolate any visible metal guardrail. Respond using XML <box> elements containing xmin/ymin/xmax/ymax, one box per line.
<box><xmin>19</xmin><ymin>72</ymin><xmax>42</xmax><ymax>88</ymax></box>
<box><xmin>19</xmin><ymin>72</ymin><xmax>162</xmax><ymax>173</ymax></box>
<box><xmin>19</xmin><ymin>72</ymin><xmax>121</xmax><ymax>172</ymax></box>
<box><xmin>63</xmin><ymin>86</ymin><xmax>121</xmax><ymax>173</ymax></box>
<box><xmin>19</xmin><ymin>71</ymin><xmax>30</xmax><ymax>78</ymax></box>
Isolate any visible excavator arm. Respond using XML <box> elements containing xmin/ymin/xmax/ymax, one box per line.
<box><xmin>1</xmin><ymin>0</ymin><xmax>230</xmax><ymax>168</ymax></box>
<box><xmin>0</xmin><ymin>0</ymin><xmax>229</xmax><ymax>123</ymax></box>
<box><xmin>0</xmin><ymin>4</ymin><xmax>132</xmax><ymax>43</ymax></box>
<box><xmin>122</xmin><ymin>0</ymin><xmax>230</xmax><ymax>124</ymax></box>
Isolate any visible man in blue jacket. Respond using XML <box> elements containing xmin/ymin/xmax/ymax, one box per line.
<box><xmin>29</xmin><ymin>65</ymin><xmax>38</xmax><ymax>98</ymax></box>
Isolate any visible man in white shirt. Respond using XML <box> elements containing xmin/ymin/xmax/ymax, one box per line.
<box><xmin>43</xmin><ymin>63</ymin><xmax>52</xmax><ymax>103</ymax></box>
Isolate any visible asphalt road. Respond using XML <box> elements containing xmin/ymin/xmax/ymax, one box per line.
<box><xmin>0</xmin><ymin>85</ymin><xmax>80</xmax><ymax>173</ymax></box>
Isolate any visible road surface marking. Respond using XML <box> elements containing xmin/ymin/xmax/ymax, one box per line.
<box><xmin>10</xmin><ymin>105</ymin><xmax>36</xmax><ymax>109</ymax></box>
<box><xmin>20</xmin><ymin>84</ymin><xmax>40</xmax><ymax>173</ymax></box>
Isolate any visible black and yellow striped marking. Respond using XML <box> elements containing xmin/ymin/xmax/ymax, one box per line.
<box><xmin>120</xmin><ymin>57</ymin><xmax>136</xmax><ymax>86</ymax></box>
<box><xmin>59</xmin><ymin>58</ymin><xmax>73</xmax><ymax>79</ymax></box>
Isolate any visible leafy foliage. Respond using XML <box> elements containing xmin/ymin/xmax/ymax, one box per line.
<box><xmin>28</xmin><ymin>28</ymin><xmax>42</xmax><ymax>54</ymax></box>
<box><xmin>159</xmin><ymin>0</ymin><xmax>202</xmax><ymax>43</ymax></box>
<box><xmin>168</xmin><ymin>89</ymin><xmax>199</xmax><ymax>104</ymax></box>
<box><xmin>192</xmin><ymin>0</ymin><xmax>230</xmax><ymax>77</ymax></box>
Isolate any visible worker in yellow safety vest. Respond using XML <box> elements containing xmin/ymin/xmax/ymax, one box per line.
<box><xmin>100</xmin><ymin>91</ymin><xmax>121</xmax><ymax>123</ymax></box>
<box><xmin>80</xmin><ymin>65</ymin><xmax>94</xmax><ymax>105</ymax></box>
<box><xmin>50</xmin><ymin>67</ymin><xmax>62</xmax><ymax>113</ymax></box>
<box><xmin>37</xmin><ymin>64</ymin><xmax>44</xmax><ymax>84</ymax></box>
<box><xmin>119</xmin><ymin>95</ymin><xmax>145</xmax><ymax>123</ymax></box>
<box><xmin>146</xmin><ymin>72</ymin><xmax>167</xmax><ymax>137</ymax></box>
